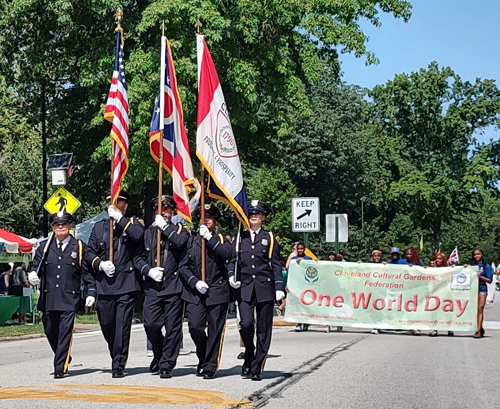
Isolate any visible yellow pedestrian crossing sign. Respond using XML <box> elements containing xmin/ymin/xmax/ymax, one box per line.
<box><xmin>44</xmin><ymin>187</ymin><xmax>81</xmax><ymax>215</ymax></box>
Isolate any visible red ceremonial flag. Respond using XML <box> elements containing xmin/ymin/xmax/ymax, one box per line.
<box><xmin>149</xmin><ymin>36</ymin><xmax>194</xmax><ymax>221</ymax></box>
<box><xmin>104</xmin><ymin>29</ymin><xmax>129</xmax><ymax>205</ymax></box>
<box><xmin>196</xmin><ymin>34</ymin><xmax>249</xmax><ymax>228</ymax></box>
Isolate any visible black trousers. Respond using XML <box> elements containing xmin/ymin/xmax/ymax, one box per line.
<box><xmin>239</xmin><ymin>298</ymin><xmax>274</xmax><ymax>375</ymax></box>
<box><xmin>143</xmin><ymin>294</ymin><xmax>183</xmax><ymax>371</ymax></box>
<box><xmin>42</xmin><ymin>310</ymin><xmax>76</xmax><ymax>373</ymax></box>
<box><xmin>97</xmin><ymin>292</ymin><xmax>137</xmax><ymax>371</ymax></box>
<box><xmin>186</xmin><ymin>301</ymin><xmax>228</xmax><ymax>373</ymax></box>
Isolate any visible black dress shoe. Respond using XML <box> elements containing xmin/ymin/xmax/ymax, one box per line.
<box><xmin>196</xmin><ymin>363</ymin><xmax>203</xmax><ymax>377</ymax></box>
<box><xmin>237</xmin><ymin>352</ymin><xmax>245</xmax><ymax>359</ymax></box>
<box><xmin>112</xmin><ymin>369</ymin><xmax>125</xmax><ymax>378</ymax></box>
<box><xmin>149</xmin><ymin>358</ymin><xmax>159</xmax><ymax>373</ymax></box>
<box><xmin>203</xmin><ymin>370</ymin><xmax>216</xmax><ymax>379</ymax></box>
<box><xmin>251</xmin><ymin>372</ymin><xmax>262</xmax><ymax>381</ymax></box>
<box><xmin>160</xmin><ymin>369</ymin><xmax>172</xmax><ymax>378</ymax></box>
<box><xmin>241</xmin><ymin>365</ymin><xmax>251</xmax><ymax>378</ymax></box>
<box><xmin>54</xmin><ymin>371</ymin><xmax>65</xmax><ymax>379</ymax></box>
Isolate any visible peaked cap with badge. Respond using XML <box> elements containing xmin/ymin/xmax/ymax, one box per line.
<box><xmin>49</xmin><ymin>211</ymin><xmax>75</xmax><ymax>225</ymax></box>
<box><xmin>150</xmin><ymin>195</ymin><xmax>176</xmax><ymax>210</ymax></box>
<box><xmin>247</xmin><ymin>200</ymin><xmax>271</xmax><ymax>216</ymax></box>
<box><xmin>194</xmin><ymin>204</ymin><xmax>221</xmax><ymax>220</ymax></box>
<box><xmin>104</xmin><ymin>189</ymin><xmax>131</xmax><ymax>202</ymax></box>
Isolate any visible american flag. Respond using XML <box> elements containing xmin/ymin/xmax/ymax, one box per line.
<box><xmin>447</xmin><ymin>247</ymin><xmax>459</xmax><ymax>265</ymax></box>
<box><xmin>149</xmin><ymin>36</ymin><xmax>194</xmax><ymax>221</ymax></box>
<box><xmin>104</xmin><ymin>29</ymin><xmax>129</xmax><ymax>205</ymax></box>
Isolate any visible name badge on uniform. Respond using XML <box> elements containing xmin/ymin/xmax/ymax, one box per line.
<box><xmin>262</xmin><ymin>239</ymin><xmax>268</xmax><ymax>246</ymax></box>
<box><xmin>71</xmin><ymin>252</ymin><xmax>77</xmax><ymax>259</ymax></box>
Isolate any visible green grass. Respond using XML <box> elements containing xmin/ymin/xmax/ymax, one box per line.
<box><xmin>0</xmin><ymin>323</ymin><xmax>44</xmax><ymax>338</ymax></box>
<box><xmin>75</xmin><ymin>312</ymin><xmax>99</xmax><ymax>325</ymax></box>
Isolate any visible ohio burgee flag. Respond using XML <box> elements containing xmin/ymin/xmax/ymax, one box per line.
<box><xmin>196</xmin><ymin>34</ymin><xmax>249</xmax><ymax>228</ymax></box>
<box><xmin>150</xmin><ymin>35</ymin><xmax>194</xmax><ymax>221</ymax></box>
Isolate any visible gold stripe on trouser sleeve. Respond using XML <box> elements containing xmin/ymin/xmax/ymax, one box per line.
<box><xmin>63</xmin><ymin>318</ymin><xmax>76</xmax><ymax>373</ymax></box>
<box><xmin>216</xmin><ymin>322</ymin><xmax>227</xmax><ymax>372</ymax></box>
<box><xmin>261</xmin><ymin>355</ymin><xmax>268</xmax><ymax>373</ymax></box>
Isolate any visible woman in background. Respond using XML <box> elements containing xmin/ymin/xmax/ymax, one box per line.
<box><xmin>470</xmin><ymin>248</ymin><xmax>492</xmax><ymax>339</ymax></box>
<box><xmin>429</xmin><ymin>251</ymin><xmax>454</xmax><ymax>337</ymax></box>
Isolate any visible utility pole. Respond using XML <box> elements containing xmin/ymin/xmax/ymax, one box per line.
<box><xmin>42</xmin><ymin>84</ymin><xmax>48</xmax><ymax>237</ymax></box>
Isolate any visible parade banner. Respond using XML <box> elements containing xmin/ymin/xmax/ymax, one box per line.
<box><xmin>285</xmin><ymin>261</ymin><xmax>478</xmax><ymax>331</ymax></box>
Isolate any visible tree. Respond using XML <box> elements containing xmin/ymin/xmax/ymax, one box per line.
<box><xmin>0</xmin><ymin>0</ymin><xmax>412</xmax><ymax>232</ymax></box>
<box><xmin>369</xmin><ymin>62</ymin><xmax>500</xmax><ymax>250</ymax></box>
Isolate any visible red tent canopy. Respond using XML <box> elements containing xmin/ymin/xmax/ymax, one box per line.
<box><xmin>0</xmin><ymin>228</ymin><xmax>35</xmax><ymax>253</ymax></box>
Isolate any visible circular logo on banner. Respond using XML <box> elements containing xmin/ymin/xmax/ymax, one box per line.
<box><xmin>456</xmin><ymin>273</ymin><xmax>467</xmax><ymax>284</ymax></box>
<box><xmin>305</xmin><ymin>266</ymin><xmax>319</xmax><ymax>283</ymax></box>
<box><xmin>216</xmin><ymin>109</ymin><xmax>238</xmax><ymax>158</ymax></box>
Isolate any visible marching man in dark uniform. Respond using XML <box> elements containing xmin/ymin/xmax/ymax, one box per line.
<box><xmin>180</xmin><ymin>204</ymin><xmax>232</xmax><ymax>379</ymax></box>
<box><xmin>86</xmin><ymin>190</ymin><xmax>144</xmax><ymax>378</ymax></box>
<box><xmin>227</xmin><ymin>200</ymin><xmax>285</xmax><ymax>381</ymax></box>
<box><xmin>28</xmin><ymin>211</ymin><xmax>97</xmax><ymax>378</ymax></box>
<box><xmin>136</xmin><ymin>195</ymin><xmax>189</xmax><ymax>379</ymax></box>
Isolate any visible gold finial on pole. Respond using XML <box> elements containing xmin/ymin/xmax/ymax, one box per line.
<box><xmin>116</xmin><ymin>8</ymin><xmax>123</xmax><ymax>27</ymax></box>
<box><xmin>195</xmin><ymin>16</ymin><xmax>202</xmax><ymax>34</ymax></box>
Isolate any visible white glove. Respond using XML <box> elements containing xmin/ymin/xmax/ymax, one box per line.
<box><xmin>148</xmin><ymin>266</ymin><xmax>164</xmax><ymax>282</ymax></box>
<box><xmin>276</xmin><ymin>291</ymin><xmax>285</xmax><ymax>301</ymax></box>
<box><xmin>108</xmin><ymin>204</ymin><xmax>123</xmax><ymax>222</ymax></box>
<box><xmin>28</xmin><ymin>271</ymin><xmax>40</xmax><ymax>286</ymax></box>
<box><xmin>85</xmin><ymin>296</ymin><xmax>95</xmax><ymax>307</ymax></box>
<box><xmin>199</xmin><ymin>224</ymin><xmax>213</xmax><ymax>241</ymax></box>
<box><xmin>99</xmin><ymin>260</ymin><xmax>116</xmax><ymax>277</ymax></box>
<box><xmin>195</xmin><ymin>280</ymin><xmax>209</xmax><ymax>294</ymax></box>
<box><xmin>229</xmin><ymin>276</ymin><xmax>241</xmax><ymax>289</ymax></box>
<box><xmin>155</xmin><ymin>214</ymin><xmax>168</xmax><ymax>231</ymax></box>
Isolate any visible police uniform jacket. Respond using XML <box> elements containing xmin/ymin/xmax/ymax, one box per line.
<box><xmin>136</xmin><ymin>223</ymin><xmax>189</xmax><ymax>297</ymax></box>
<box><xmin>86</xmin><ymin>216</ymin><xmax>144</xmax><ymax>295</ymax></box>
<box><xmin>227</xmin><ymin>228</ymin><xmax>283</xmax><ymax>303</ymax></box>
<box><xmin>180</xmin><ymin>233</ymin><xmax>232</xmax><ymax>306</ymax></box>
<box><xmin>32</xmin><ymin>236</ymin><xmax>96</xmax><ymax>312</ymax></box>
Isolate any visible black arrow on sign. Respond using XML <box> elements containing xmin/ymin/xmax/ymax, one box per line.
<box><xmin>297</xmin><ymin>209</ymin><xmax>312</xmax><ymax>220</ymax></box>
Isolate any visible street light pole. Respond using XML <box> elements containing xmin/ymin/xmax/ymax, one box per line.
<box><xmin>41</xmin><ymin>84</ymin><xmax>48</xmax><ymax>237</ymax></box>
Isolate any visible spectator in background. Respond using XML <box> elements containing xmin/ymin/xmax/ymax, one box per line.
<box><xmin>399</xmin><ymin>247</ymin><xmax>424</xmax><ymax>266</ymax></box>
<box><xmin>9</xmin><ymin>264</ymin><xmax>29</xmax><ymax>296</ymax></box>
<box><xmin>429</xmin><ymin>251</ymin><xmax>454</xmax><ymax>337</ymax></box>
<box><xmin>400</xmin><ymin>247</ymin><xmax>424</xmax><ymax>335</ymax></box>
<box><xmin>290</xmin><ymin>243</ymin><xmax>312</xmax><ymax>332</ymax></box>
<box><xmin>285</xmin><ymin>242</ymin><xmax>299</xmax><ymax>270</ymax></box>
<box><xmin>328</xmin><ymin>252</ymin><xmax>336</xmax><ymax>261</ymax></box>
<box><xmin>388</xmin><ymin>247</ymin><xmax>401</xmax><ymax>264</ymax></box>
<box><xmin>368</xmin><ymin>251</ymin><xmax>382</xmax><ymax>334</ymax></box>
<box><xmin>369</xmin><ymin>250</ymin><xmax>382</xmax><ymax>264</ymax></box>
<box><xmin>0</xmin><ymin>263</ymin><xmax>12</xmax><ymax>295</ymax></box>
<box><xmin>470</xmin><ymin>248</ymin><xmax>492</xmax><ymax>339</ymax></box>
<box><xmin>335</xmin><ymin>253</ymin><xmax>345</xmax><ymax>262</ymax></box>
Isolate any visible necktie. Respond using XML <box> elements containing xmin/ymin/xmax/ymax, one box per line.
<box><xmin>58</xmin><ymin>242</ymin><xmax>63</xmax><ymax>253</ymax></box>
<box><xmin>251</xmin><ymin>231</ymin><xmax>255</xmax><ymax>243</ymax></box>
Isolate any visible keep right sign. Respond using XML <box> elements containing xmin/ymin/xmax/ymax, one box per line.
<box><xmin>292</xmin><ymin>197</ymin><xmax>320</xmax><ymax>232</ymax></box>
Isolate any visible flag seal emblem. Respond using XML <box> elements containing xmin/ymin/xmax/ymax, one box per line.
<box><xmin>305</xmin><ymin>266</ymin><xmax>319</xmax><ymax>283</ymax></box>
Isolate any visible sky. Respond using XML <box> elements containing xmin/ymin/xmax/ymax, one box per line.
<box><xmin>339</xmin><ymin>0</ymin><xmax>500</xmax><ymax>144</ymax></box>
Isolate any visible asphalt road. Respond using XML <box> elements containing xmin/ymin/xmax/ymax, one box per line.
<box><xmin>1</xmin><ymin>301</ymin><xmax>500</xmax><ymax>409</ymax></box>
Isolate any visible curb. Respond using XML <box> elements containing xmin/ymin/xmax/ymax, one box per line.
<box><xmin>0</xmin><ymin>333</ymin><xmax>45</xmax><ymax>342</ymax></box>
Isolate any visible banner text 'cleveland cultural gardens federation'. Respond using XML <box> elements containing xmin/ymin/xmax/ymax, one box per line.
<box><xmin>285</xmin><ymin>261</ymin><xmax>478</xmax><ymax>331</ymax></box>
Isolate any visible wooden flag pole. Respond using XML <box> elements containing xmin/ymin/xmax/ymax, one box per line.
<box><xmin>156</xmin><ymin>136</ymin><xmax>164</xmax><ymax>268</ymax></box>
<box><xmin>200</xmin><ymin>165</ymin><xmax>206</xmax><ymax>281</ymax></box>
<box><xmin>109</xmin><ymin>142</ymin><xmax>115</xmax><ymax>262</ymax></box>
<box><xmin>156</xmin><ymin>21</ymin><xmax>166</xmax><ymax>268</ymax></box>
